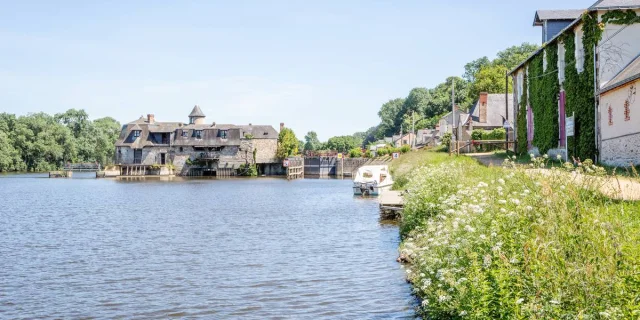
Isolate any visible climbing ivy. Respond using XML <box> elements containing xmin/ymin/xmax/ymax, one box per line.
<box><xmin>517</xmin><ymin>70</ymin><xmax>528</xmax><ymax>155</ymax></box>
<box><xmin>529</xmin><ymin>43</ymin><xmax>560</xmax><ymax>153</ymax></box>
<box><xmin>602</xmin><ymin>9</ymin><xmax>640</xmax><ymax>25</ymax></box>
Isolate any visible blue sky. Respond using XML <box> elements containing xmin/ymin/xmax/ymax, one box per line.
<box><xmin>0</xmin><ymin>0</ymin><xmax>589</xmax><ymax>140</ymax></box>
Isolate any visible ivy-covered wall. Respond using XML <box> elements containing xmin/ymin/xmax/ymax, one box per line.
<box><xmin>529</xmin><ymin>43</ymin><xmax>560</xmax><ymax>153</ymax></box>
<box><xmin>515</xmin><ymin>13</ymin><xmax>601</xmax><ymax>159</ymax></box>
<box><xmin>516</xmin><ymin>71</ymin><xmax>528</xmax><ymax>154</ymax></box>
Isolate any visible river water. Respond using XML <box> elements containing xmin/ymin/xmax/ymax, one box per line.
<box><xmin>0</xmin><ymin>174</ymin><xmax>417</xmax><ymax>319</ymax></box>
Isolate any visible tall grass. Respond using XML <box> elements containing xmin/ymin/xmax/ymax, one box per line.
<box><xmin>398</xmin><ymin>154</ymin><xmax>640</xmax><ymax>319</ymax></box>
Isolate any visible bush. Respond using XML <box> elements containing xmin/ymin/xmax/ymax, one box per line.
<box><xmin>349</xmin><ymin>147</ymin><xmax>363</xmax><ymax>158</ymax></box>
<box><xmin>399</xmin><ymin>155</ymin><xmax>640</xmax><ymax>319</ymax></box>
<box><xmin>377</xmin><ymin>148</ymin><xmax>389</xmax><ymax>156</ymax></box>
<box><xmin>400</xmin><ymin>145</ymin><xmax>411</xmax><ymax>154</ymax></box>
<box><xmin>441</xmin><ymin>132</ymin><xmax>452</xmax><ymax>151</ymax></box>
<box><xmin>237</xmin><ymin>163</ymin><xmax>257</xmax><ymax>176</ymax></box>
<box><xmin>364</xmin><ymin>150</ymin><xmax>372</xmax><ymax>158</ymax></box>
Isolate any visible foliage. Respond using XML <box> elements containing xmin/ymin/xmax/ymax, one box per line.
<box><xmin>349</xmin><ymin>147</ymin><xmax>362</xmax><ymax>158</ymax></box>
<box><xmin>0</xmin><ymin>110</ymin><xmax>120</xmax><ymax>172</ymax></box>
<box><xmin>376</xmin><ymin>147</ymin><xmax>389</xmax><ymax>156</ymax></box>
<box><xmin>516</xmin><ymin>72</ymin><xmax>528</xmax><ymax>155</ymax></box>
<box><xmin>276</xmin><ymin>127</ymin><xmax>299</xmax><ymax>159</ymax></box>
<box><xmin>463</xmin><ymin>57</ymin><xmax>491</xmax><ymax>82</ymax></box>
<box><xmin>560</xmin><ymin>16</ymin><xmax>600</xmax><ymax>161</ymax></box>
<box><xmin>529</xmin><ymin>43</ymin><xmax>560</xmax><ymax>154</ymax></box>
<box><xmin>441</xmin><ymin>132</ymin><xmax>452</xmax><ymax>151</ymax></box>
<box><xmin>326</xmin><ymin>135</ymin><xmax>362</xmax><ymax>153</ymax></box>
<box><xmin>364</xmin><ymin>150</ymin><xmax>372</xmax><ymax>158</ymax></box>
<box><xmin>244</xmin><ymin>133</ymin><xmax>254</xmax><ymax>139</ymax></box>
<box><xmin>468</xmin><ymin>65</ymin><xmax>511</xmax><ymax>99</ymax></box>
<box><xmin>237</xmin><ymin>163</ymin><xmax>258</xmax><ymax>176</ymax></box>
<box><xmin>398</xmin><ymin>151</ymin><xmax>640</xmax><ymax>318</ymax></box>
<box><xmin>400</xmin><ymin>145</ymin><xmax>411</xmax><ymax>153</ymax></box>
<box><xmin>602</xmin><ymin>9</ymin><xmax>640</xmax><ymax>25</ymax></box>
<box><xmin>403</xmin><ymin>88</ymin><xmax>430</xmax><ymax>116</ymax></box>
<box><xmin>377</xmin><ymin>98</ymin><xmax>406</xmax><ymax>137</ymax></box>
<box><xmin>303</xmin><ymin>131</ymin><xmax>321</xmax><ymax>151</ymax></box>
<box><xmin>472</xmin><ymin>129</ymin><xmax>507</xmax><ymax>151</ymax></box>
<box><xmin>493</xmin><ymin>43</ymin><xmax>540</xmax><ymax>70</ymax></box>
<box><xmin>427</xmin><ymin>77</ymin><xmax>473</xmax><ymax>117</ymax></box>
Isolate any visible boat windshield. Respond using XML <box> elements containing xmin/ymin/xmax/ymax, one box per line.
<box><xmin>363</xmin><ymin>170</ymin><xmax>373</xmax><ymax>178</ymax></box>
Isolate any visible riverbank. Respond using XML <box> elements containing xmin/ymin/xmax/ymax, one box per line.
<box><xmin>392</xmin><ymin>150</ymin><xmax>640</xmax><ymax>318</ymax></box>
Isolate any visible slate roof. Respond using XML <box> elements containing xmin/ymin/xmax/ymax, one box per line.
<box><xmin>590</xmin><ymin>0</ymin><xmax>640</xmax><ymax>9</ymax></box>
<box><xmin>510</xmin><ymin>0</ymin><xmax>640</xmax><ymax>75</ymax></box>
<box><xmin>600</xmin><ymin>55</ymin><xmax>640</xmax><ymax>93</ymax></box>
<box><xmin>466</xmin><ymin>94</ymin><xmax>514</xmax><ymax>128</ymax></box>
<box><xmin>189</xmin><ymin>105</ymin><xmax>206</xmax><ymax>117</ymax></box>
<box><xmin>115</xmin><ymin>116</ymin><xmax>278</xmax><ymax>148</ymax></box>
<box><xmin>533</xmin><ymin>9</ymin><xmax>583</xmax><ymax>26</ymax></box>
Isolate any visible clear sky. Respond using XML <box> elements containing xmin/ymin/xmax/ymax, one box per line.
<box><xmin>0</xmin><ymin>0</ymin><xmax>589</xmax><ymax>141</ymax></box>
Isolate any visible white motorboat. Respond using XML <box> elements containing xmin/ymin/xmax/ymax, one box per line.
<box><xmin>352</xmin><ymin>165</ymin><xmax>394</xmax><ymax>196</ymax></box>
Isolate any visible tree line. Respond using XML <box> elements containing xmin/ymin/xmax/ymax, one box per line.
<box><xmin>0</xmin><ymin>109</ymin><xmax>121</xmax><ymax>172</ymax></box>
<box><xmin>298</xmin><ymin>43</ymin><xmax>538</xmax><ymax>154</ymax></box>
<box><xmin>370</xmin><ymin>43</ymin><xmax>539</xmax><ymax>144</ymax></box>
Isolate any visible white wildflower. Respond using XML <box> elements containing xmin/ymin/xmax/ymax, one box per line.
<box><xmin>498</xmin><ymin>178</ymin><xmax>505</xmax><ymax>185</ymax></box>
<box><xmin>498</xmin><ymin>200</ymin><xmax>507</xmax><ymax>204</ymax></box>
<box><xmin>459</xmin><ymin>310</ymin><xmax>468</xmax><ymax>316</ymax></box>
<box><xmin>525</xmin><ymin>206</ymin><xmax>533</xmax><ymax>211</ymax></box>
<box><xmin>550</xmin><ymin>300</ymin><xmax>560</xmax><ymax>305</ymax></box>
<box><xmin>516</xmin><ymin>298</ymin><xmax>524</xmax><ymax>304</ymax></box>
<box><xmin>556</xmin><ymin>154</ymin><xmax>562</xmax><ymax>160</ymax></box>
<box><xmin>510</xmin><ymin>198</ymin><xmax>521</xmax><ymax>205</ymax></box>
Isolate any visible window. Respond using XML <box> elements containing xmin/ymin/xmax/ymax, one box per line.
<box><xmin>133</xmin><ymin>130</ymin><xmax>141</xmax><ymax>137</ymax></box>
<box><xmin>179</xmin><ymin>147</ymin><xmax>184</xmax><ymax>152</ymax></box>
<box><xmin>218</xmin><ymin>130</ymin><xmax>228</xmax><ymax>139</ymax></box>
<box><xmin>195</xmin><ymin>130</ymin><xmax>202</xmax><ymax>139</ymax></box>
<box><xmin>182</xmin><ymin>130</ymin><xmax>188</xmax><ymax>137</ymax></box>
<box><xmin>133</xmin><ymin>149</ymin><xmax>142</xmax><ymax>164</ymax></box>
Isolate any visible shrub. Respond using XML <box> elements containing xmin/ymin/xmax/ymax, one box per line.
<box><xmin>441</xmin><ymin>132</ymin><xmax>452</xmax><ymax>151</ymax></box>
<box><xmin>400</xmin><ymin>145</ymin><xmax>411</xmax><ymax>153</ymax></box>
<box><xmin>377</xmin><ymin>148</ymin><xmax>389</xmax><ymax>156</ymax></box>
<box><xmin>399</xmin><ymin>154</ymin><xmax>640</xmax><ymax>319</ymax></box>
<box><xmin>349</xmin><ymin>147</ymin><xmax>363</xmax><ymax>158</ymax></box>
<box><xmin>237</xmin><ymin>163</ymin><xmax>257</xmax><ymax>176</ymax></box>
<box><xmin>364</xmin><ymin>150</ymin><xmax>372</xmax><ymax>158</ymax></box>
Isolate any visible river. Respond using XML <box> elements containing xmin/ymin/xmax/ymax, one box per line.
<box><xmin>0</xmin><ymin>174</ymin><xmax>417</xmax><ymax>319</ymax></box>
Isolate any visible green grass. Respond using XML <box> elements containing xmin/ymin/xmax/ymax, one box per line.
<box><xmin>397</xmin><ymin>151</ymin><xmax>640</xmax><ymax>319</ymax></box>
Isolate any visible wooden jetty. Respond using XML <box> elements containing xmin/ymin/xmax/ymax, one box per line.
<box><xmin>379</xmin><ymin>190</ymin><xmax>404</xmax><ymax>219</ymax></box>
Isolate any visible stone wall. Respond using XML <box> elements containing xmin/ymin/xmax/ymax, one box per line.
<box><xmin>252</xmin><ymin>139</ymin><xmax>278</xmax><ymax>163</ymax></box>
<box><xmin>600</xmin><ymin>133</ymin><xmax>640</xmax><ymax>167</ymax></box>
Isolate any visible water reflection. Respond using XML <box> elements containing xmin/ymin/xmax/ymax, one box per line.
<box><xmin>0</xmin><ymin>176</ymin><xmax>418</xmax><ymax>319</ymax></box>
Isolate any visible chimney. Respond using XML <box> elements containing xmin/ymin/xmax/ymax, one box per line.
<box><xmin>147</xmin><ymin>114</ymin><xmax>155</xmax><ymax>124</ymax></box>
<box><xmin>280</xmin><ymin>122</ymin><xmax>285</xmax><ymax>131</ymax></box>
<box><xmin>479</xmin><ymin>92</ymin><xmax>488</xmax><ymax>123</ymax></box>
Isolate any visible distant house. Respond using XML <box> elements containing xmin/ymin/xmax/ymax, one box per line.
<box><xmin>416</xmin><ymin>129</ymin><xmax>439</xmax><ymax>147</ymax></box>
<box><xmin>391</xmin><ymin>132</ymin><xmax>415</xmax><ymax>148</ymax></box>
<box><xmin>463</xmin><ymin>93</ymin><xmax>514</xmax><ymax>131</ymax></box>
<box><xmin>438</xmin><ymin>107</ymin><xmax>471</xmax><ymax>141</ymax></box>
<box><xmin>533</xmin><ymin>9</ymin><xmax>583</xmax><ymax>43</ymax></box>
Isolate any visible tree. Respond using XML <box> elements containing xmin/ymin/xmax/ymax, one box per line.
<box><xmin>402</xmin><ymin>87</ymin><xmax>430</xmax><ymax>116</ymax></box>
<box><xmin>377</xmin><ymin>98</ymin><xmax>405</xmax><ymax>137</ymax></box>
<box><xmin>427</xmin><ymin>77</ymin><xmax>473</xmax><ymax>117</ymax></box>
<box><xmin>326</xmin><ymin>136</ymin><xmax>361</xmax><ymax>153</ymax></box>
<box><xmin>494</xmin><ymin>43</ymin><xmax>539</xmax><ymax>71</ymax></box>
<box><xmin>303</xmin><ymin>131</ymin><xmax>321</xmax><ymax>151</ymax></box>
<box><xmin>463</xmin><ymin>56</ymin><xmax>491</xmax><ymax>82</ymax></box>
<box><xmin>469</xmin><ymin>64</ymin><xmax>512</xmax><ymax>99</ymax></box>
<box><xmin>276</xmin><ymin>127</ymin><xmax>299</xmax><ymax>158</ymax></box>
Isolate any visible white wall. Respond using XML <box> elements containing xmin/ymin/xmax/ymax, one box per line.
<box><xmin>599</xmin><ymin>79</ymin><xmax>640</xmax><ymax>166</ymax></box>
<box><xmin>575</xmin><ymin>24</ymin><xmax>585</xmax><ymax>73</ymax></box>
<box><xmin>598</xmin><ymin>9</ymin><xmax>640</xmax><ymax>88</ymax></box>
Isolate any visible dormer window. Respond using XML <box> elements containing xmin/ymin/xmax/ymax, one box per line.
<box><xmin>195</xmin><ymin>130</ymin><xmax>202</xmax><ymax>139</ymax></box>
<box><xmin>133</xmin><ymin>130</ymin><xmax>141</xmax><ymax>138</ymax></box>
<box><xmin>218</xmin><ymin>130</ymin><xmax>228</xmax><ymax>139</ymax></box>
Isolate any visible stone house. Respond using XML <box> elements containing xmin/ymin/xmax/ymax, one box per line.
<box><xmin>115</xmin><ymin>106</ymin><xmax>282</xmax><ymax>176</ymax></box>
<box><xmin>462</xmin><ymin>93</ymin><xmax>514</xmax><ymax>132</ymax></box>
<box><xmin>599</xmin><ymin>56</ymin><xmax>640</xmax><ymax>166</ymax></box>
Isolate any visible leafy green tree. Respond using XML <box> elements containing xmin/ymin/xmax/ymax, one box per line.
<box><xmin>303</xmin><ymin>131</ymin><xmax>321</xmax><ymax>151</ymax></box>
<box><xmin>494</xmin><ymin>43</ymin><xmax>539</xmax><ymax>70</ymax></box>
<box><xmin>276</xmin><ymin>127</ymin><xmax>299</xmax><ymax>158</ymax></box>
<box><xmin>427</xmin><ymin>77</ymin><xmax>472</xmax><ymax>116</ymax></box>
<box><xmin>463</xmin><ymin>56</ymin><xmax>491</xmax><ymax>82</ymax></box>
<box><xmin>469</xmin><ymin>64</ymin><xmax>512</xmax><ymax>99</ymax></box>
<box><xmin>348</xmin><ymin>147</ymin><xmax>362</xmax><ymax>158</ymax></box>
<box><xmin>326</xmin><ymin>135</ymin><xmax>361</xmax><ymax>153</ymax></box>
<box><xmin>402</xmin><ymin>87</ymin><xmax>430</xmax><ymax>115</ymax></box>
<box><xmin>377</xmin><ymin>98</ymin><xmax>405</xmax><ymax>137</ymax></box>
